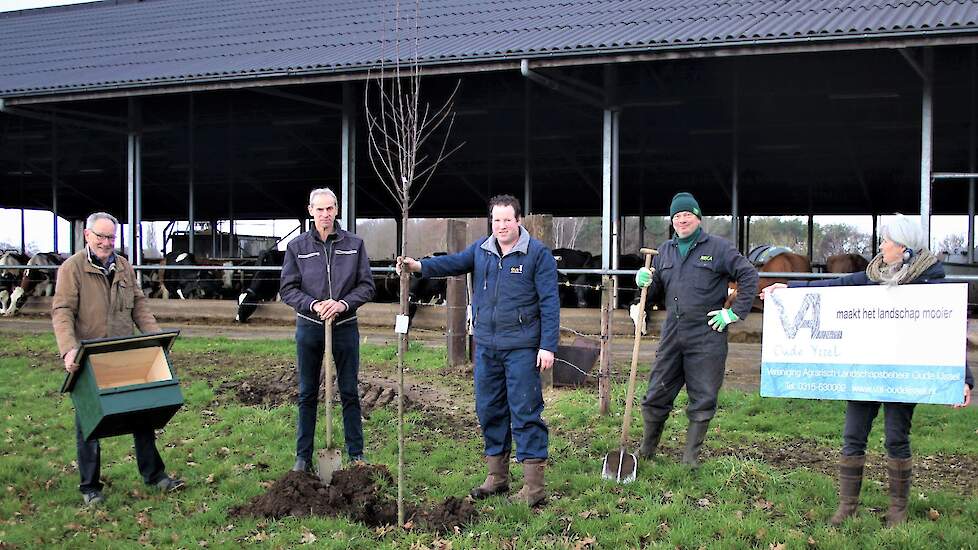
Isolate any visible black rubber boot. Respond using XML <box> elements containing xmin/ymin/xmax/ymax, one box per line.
<box><xmin>639</xmin><ymin>407</ymin><xmax>666</xmax><ymax>460</ymax></box>
<box><xmin>681</xmin><ymin>420</ymin><xmax>710</xmax><ymax>469</ymax></box>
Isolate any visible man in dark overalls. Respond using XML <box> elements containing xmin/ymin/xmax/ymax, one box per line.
<box><xmin>634</xmin><ymin>192</ymin><xmax>758</xmax><ymax>468</ymax></box>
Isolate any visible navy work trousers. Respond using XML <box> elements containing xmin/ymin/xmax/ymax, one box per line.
<box><xmin>641</xmin><ymin>318</ymin><xmax>728</xmax><ymax>423</ymax></box>
<box><xmin>295</xmin><ymin>318</ymin><xmax>363</xmax><ymax>460</ymax></box>
<box><xmin>75</xmin><ymin>413</ymin><xmax>166</xmax><ymax>494</ymax></box>
<box><xmin>842</xmin><ymin>400</ymin><xmax>916</xmax><ymax>459</ymax></box>
<box><xmin>475</xmin><ymin>346</ymin><xmax>548</xmax><ymax>461</ymax></box>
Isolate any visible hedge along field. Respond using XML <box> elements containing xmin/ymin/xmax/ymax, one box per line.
<box><xmin>1</xmin><ymin>331</ymin><xmax>976</xmax><ymax>549</ymax></box>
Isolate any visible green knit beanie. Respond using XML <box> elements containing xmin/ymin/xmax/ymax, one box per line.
<box><xmin>669</xmin><ymin>192</ymin><xmax>701</xmax><ymax>219</ymax></box>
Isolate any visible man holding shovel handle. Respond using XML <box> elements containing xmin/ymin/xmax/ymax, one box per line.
<box><xmin>280</xmin><ymin>188</ymin><xmax>376</xmax><ymax>473</ymax></box>
<box><xmin>633</xmin><ymin>192</ymin><xmax>758</xmax><ymax>469</ymax></box>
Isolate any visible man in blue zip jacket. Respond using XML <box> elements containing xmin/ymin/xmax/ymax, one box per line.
<box><xmin>280</xmin><ymin>187</ymin><xmax>376</xmax><ymax>471</ymax></box>
<box><xmin>634</xmin><ymin>192</ymin><xmax>758</xmax><ymax>469</ymax></box>
<box><xmin>398</xmin><ymin>194</ymin><xmax>559</xmax><ymax>506</ymax></box>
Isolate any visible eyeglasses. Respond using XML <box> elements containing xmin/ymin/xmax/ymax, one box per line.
<box><xmin>90</xmin><ymin>230</ymin><xmax>116</xmax><ymax>242</ymax></box>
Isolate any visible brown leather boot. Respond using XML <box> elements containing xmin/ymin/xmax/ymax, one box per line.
<box><xmin>469</xmin><ymin>454</ymin><xmax>510</xmax><ymax>499</ymax></box>
<box><xmin>829</xmin><ymin>454</ymin><xmax>866</xmax><ymax>526</ymax></box>
<box><xmin>639</xmin><ymin>407</ymin><xmax>666</xmax><ymax>460</ymax></box>
<box><xmin>512</xmin><ymin>459</ymin><xmax>546</xmax><ymax>507</ymax></box>
<box><xmin>885</xmin><ymin>456</ymin><xmax>913</xmax><ymax>527</ymax></box>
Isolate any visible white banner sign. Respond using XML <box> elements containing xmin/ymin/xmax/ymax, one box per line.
<box><xmin>760</xmin><ymin>283</ymin><xmax>967</xmax><ymax>404</ymax></box>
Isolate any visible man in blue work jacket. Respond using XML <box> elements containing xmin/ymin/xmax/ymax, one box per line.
<box><xmin>398</xmin><ymin>194</ymin><xmax>559</xmax><ymax>506</ymax></box>
<box><xmin>280</xmin><ymin>187</ymin><xmax>376</xmax><ymax>471</ymax></box>
<box><xmin>634</xmin><ymin>192</ymin><xmax>758</xmax><ymax>468</ymax></box>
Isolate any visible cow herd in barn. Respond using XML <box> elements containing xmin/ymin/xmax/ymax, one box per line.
<box><xmin>0</xmin><ymin>245</ymin><xmax>884</xmax><ymax>328</ymax></box>
<box><xmin>0</xmin><ymin>251</ymin><xmax>63</xmax><ymax>316</ymax></box>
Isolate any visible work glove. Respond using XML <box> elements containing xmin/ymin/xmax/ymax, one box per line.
<box><xmin>635</xmin><ymin>267</ymin><xmax>654</xmax><ymax>289</ymax></box>
<box><xmin>707</xmin><ymin>308</ymin><xmax>739</xmax><ymax>332</ymax></box>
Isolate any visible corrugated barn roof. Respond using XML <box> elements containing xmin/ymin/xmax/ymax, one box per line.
<box><xmin>2</xmin><ymin>0</ymin><xmax>977</xmax><ymax>97</ymax></box>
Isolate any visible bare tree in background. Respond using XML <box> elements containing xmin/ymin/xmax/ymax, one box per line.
<box><xmin>364</xmin><ymin>0</ymin><xmax>461</xmax><ymax>526</ymax></box>
<box><xmin>553</xmin><ymin>217</ymin><xmax>586</xmax><ymax>249</ymax></box>
<box><xmin>937</xmin><ymin>233</ymin><xmax>966</xmax><ymax>255</ymax></box>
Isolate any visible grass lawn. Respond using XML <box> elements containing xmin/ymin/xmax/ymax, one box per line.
<box><xmin>1</xmin><ymin>331</ymin><xmax>976</xmax><ymax>549</ymax></box>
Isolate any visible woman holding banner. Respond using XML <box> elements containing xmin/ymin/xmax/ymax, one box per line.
<box><xmin>761</xmin><ymin>214</ymin><xmax>973</xmax><ymax>527</ymax></box>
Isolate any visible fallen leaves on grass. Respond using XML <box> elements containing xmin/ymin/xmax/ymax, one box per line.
<box><xmin>299</xmin><ymin>527</ymin><xmax>316</xmax><ymax>544</ymax></box>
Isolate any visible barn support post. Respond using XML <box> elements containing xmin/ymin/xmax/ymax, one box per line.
<box><xmin>51</xmin><ymin>116</ymin><xmax>58</xmax><ymax>252</ymax></box>
<box><xmin>523</xmin><ymin>77</ymin><xmax>532</xmax><ymax>215</ymax></box>
<box><xmin>731</xmin><ymin>65</ymin><xmax>741</xmax><ymax>252</ymax></box>
<box><xmin>71</xmin><ymin>219</ymin><xmax>84</xmax><ymax>253</ymax></box>
<box><xmin>19</xmin><ymin>209</ymin><xmax>26</xmax><ymax>255</ymax></box>
<box><xmin>872</xmin><ymin>215</ymin><xmax>879</xmax><ymax>257</ymax></box>
<box><xmin>341</xmin><ymin>82</ymin><xmax>357</xmax><ymax>233</ymax></box>
<box><xmin>744</xmin><ymin>215</ymin><xmax>751</xmax><ymax>252</ymax></box>
<box><xmin>807</xmin><ymin>215</ymin><xmax>814</xmax><ymax>263</ymax></box>
<box><xmin>395</xmin><ymin>218</ymin><xmax>404</xmax><ymax>257</ymax></box>
<box><xmin>188</xmin><ymin>95</ymin><xmax>196</xmax><ymax>255</ymax></box>
<box><xmin>210</xmin><ymin>219</ymin><xmax>219</xmax><ymax>258</ymax></box>
<box><xmin>598</xmin><ymin>276</ymin><xmax>612</xmax><ymax>415</ymax></box>
<box><xmin>638</xmin><ymin>185</ymin><xmax>646</xmax><ymax>246</ymax></box>
<box><xmin>227</xmin><ymin>103</ymin><xmax>235</xmax><ymax>257</ymax></box>
<box><xmin>127</xmin><ymin>98</ymin><xmax>142</xmax><ymax>264</ymax></box>
<box><xmin>969</xmin><ymin>45</ymin><xmax>976</xmax><ymax>262</ymax></box>
<box><xmin>445</xmin><ymin>220</ymin><xmax>469</xmax><ymax>368</ymax></box>
<box><xmin>919</xmin><ymin>48</ymin><xmax>934</xmax><ymax>245</ymax></box>
<box><xmin>599</xmin><ymin>65</ymin><xmax>620</xmax><ymax>416</ymax></box>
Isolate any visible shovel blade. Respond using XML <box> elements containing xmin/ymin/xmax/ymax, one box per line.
<box><xmin>601</xmin><ymin>449</ymin><xmax>637</xmax><ymax>484</ymax></box>
<box><xmin>316</xmin><ymin>447</ymin><xmax>342</xmax><ymax>485</ymax></box>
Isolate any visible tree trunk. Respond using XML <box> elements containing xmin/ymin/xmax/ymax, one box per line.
<box><xmin>397</xmin><ymin>209</ymin><xmax>409</xmax><ymax>526</ymax></box>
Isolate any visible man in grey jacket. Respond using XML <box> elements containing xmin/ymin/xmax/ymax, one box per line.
<box><xmin>280</xmin><ymin>188</ymin><xmax>375</xmax><ymax>471</ymax></box>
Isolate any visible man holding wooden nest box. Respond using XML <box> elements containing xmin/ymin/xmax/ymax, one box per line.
<box><xmin>53</xmin><ymin>212</ymin><xmax>185</xmax><ymax>506</ymax></box>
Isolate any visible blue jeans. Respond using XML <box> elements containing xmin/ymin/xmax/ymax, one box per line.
<box><xmin>75</xmin><ymin>413</ymin><xmax>166</xmax><ymax>493</ymax></box>
<box><xmin>296</xmin><ymin>318</ymin><xmax>363</xmax><ymax>460</ymax></box>
<box><xmin>475</xmin><ymin>346</ymin><xmax>548</xmax><ymax>461</ymax></box>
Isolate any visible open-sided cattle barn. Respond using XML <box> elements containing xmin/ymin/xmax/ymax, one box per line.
<box><xmin>2</xmin><ymin>0</ymin><xmax>978</xmax><ymax>267</ymax></box>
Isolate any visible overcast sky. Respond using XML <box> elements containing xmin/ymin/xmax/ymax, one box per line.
<box><xmin>0</xmin><ymin>0</ymin><xmax>97</xmax><ymax>12</ymax></box>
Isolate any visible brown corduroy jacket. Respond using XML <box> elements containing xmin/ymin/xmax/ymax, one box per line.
<box><xmin>52</xmin><ymin>249</ymin><xmax>160</xmax><ymax>357</ymax></box>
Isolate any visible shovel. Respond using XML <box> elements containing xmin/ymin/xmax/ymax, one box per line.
<box><xmin>602</xmin><ymin>247</ymin><xmax>657</xmax><ymax>484</ymax></box>
<box><xmin>316</xmin><ymin>319</ymin><xmax>342</xmax><ymax>485</ymax></box>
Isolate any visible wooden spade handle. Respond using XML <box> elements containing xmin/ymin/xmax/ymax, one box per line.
<box><xmin>324</xmin><ymin>320</ymin><xmax>334</xmax><ymax>448</ymax></box>
<box><xmin>619</xmin><ymin>247</ymin><xmax>657</xmax><ymax>448</ymax></box>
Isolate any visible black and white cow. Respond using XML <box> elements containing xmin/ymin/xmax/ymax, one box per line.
<box><xmin>0</xmin><ymin>251</ymin><xmax>29</xmax><ymax>314</ymax></box>
<box><xmin>407</xmin><ymin>253</ymin><xmax>448</xmax><ymax>322</ymax></box>
<box><xmin>370</xmin><ymin>258</ymin><xmax>400</xmax><ymax>304</ymax></box>
<box><xmin>5</xmin><ymin>252</ymin><xmax>63</xmax><ymax>316</ymax></box>
<box><xmin>161</xmin><ymin>251</ymin><xmax>223</xmax><ymax>300</ymax></box>
<box><xmin>235</xmin><ymin>249</ymin><xmax>286</xmax><ymax>323</ymax></box>
<box><xmin>552</xmin><ymin>248</ymin><xmax>595</xmax><ymax>308</ymax></box>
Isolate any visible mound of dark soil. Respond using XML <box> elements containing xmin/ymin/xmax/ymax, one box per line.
<box><xmin>231</xmin><ymin>464</ymin><xmax>476</xmax><ymax>532</ymax></box>
<box><xmin>219</xmin><ymin>369</ymin><xmax>413</xmax><ymax>416</ymax></box>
